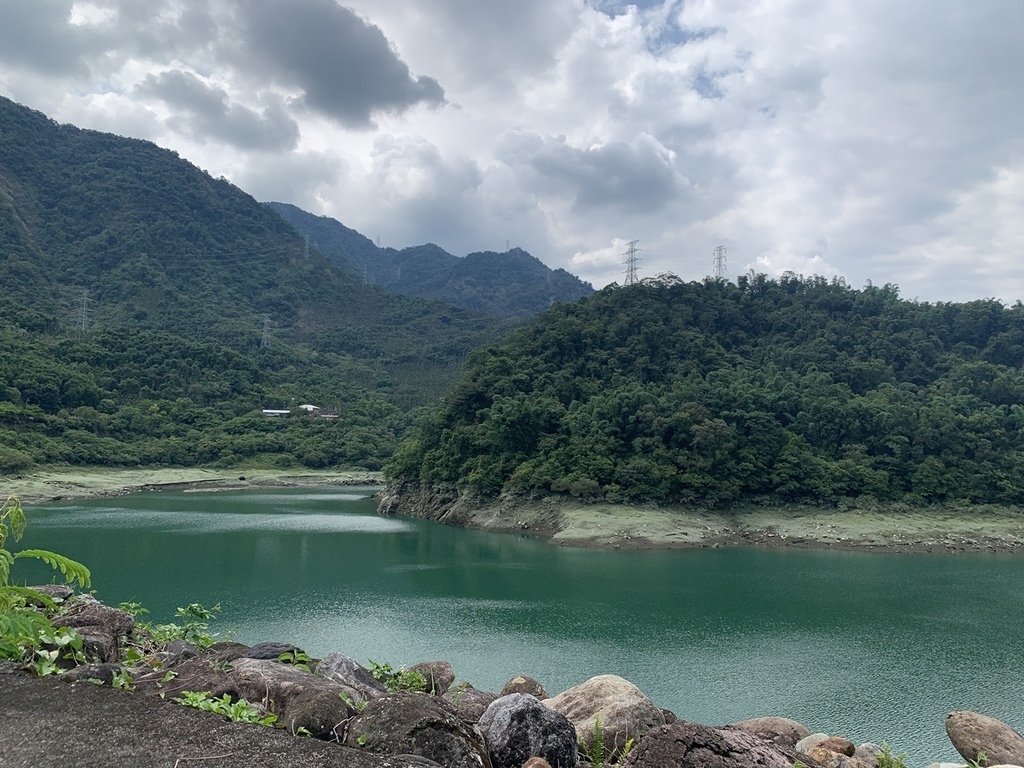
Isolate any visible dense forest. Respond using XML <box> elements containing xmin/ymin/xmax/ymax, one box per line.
<box><xmin>387</xmin><ymin>274</ymin><xmax>1024</xmax><ymax>506</ymax></box>
<box><xmin>0</xmin><ymin>96</ymin><xmax>526</xmax><ymax>471</ymax></box>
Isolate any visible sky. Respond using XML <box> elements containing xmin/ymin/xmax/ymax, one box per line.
<box><xmin>1</xmin><ymin>0</ymin><xmax>1023</xmax><ymax>303</ymax></box>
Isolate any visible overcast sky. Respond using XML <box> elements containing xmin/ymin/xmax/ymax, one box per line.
<box><xmin>2</xmin><ymin>0</ymin><xmax>1023</xmax><ymax>302</ymax></box>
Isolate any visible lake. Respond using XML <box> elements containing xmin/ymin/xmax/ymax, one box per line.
<box><xmin>18</xmin><ymin>487</ymin><xmax>1024</xmax><ymax>766</ymax></box>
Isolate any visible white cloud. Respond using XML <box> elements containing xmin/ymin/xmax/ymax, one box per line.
<box><xmin>1</xmin><ymin>0</ymin><xmax>1024</xmax><ymax>302</ymax></box>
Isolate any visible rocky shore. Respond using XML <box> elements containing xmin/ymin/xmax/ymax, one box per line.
<box><xmin>4</xmin><ymin>589</ymin><xmax>1024</xmax><ymax>768</ymax></box>
<box><xmin>378</xmin><ymin>483</ymin><xmax>1024</xmax><ymax>554</ymax></box>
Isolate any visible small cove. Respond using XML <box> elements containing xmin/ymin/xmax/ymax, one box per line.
<box><xmin>18</xmin><ymin>487</ymin><xmax>1024</xmax><ymax>766</ymax></box>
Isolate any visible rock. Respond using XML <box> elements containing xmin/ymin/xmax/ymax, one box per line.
<box><xmin>500</xmin><ymin>676</ymin><xmax>549</xmax><ymax>700</ymax></box>
<box><xmin>410</xmin><ymin>661</ymin><xmax>455</xmax><ymax>695</ymax></box>
<box><xmin>523</xmin><ymin>760</ymin><xmax>554</xmax><ymax>768</ymax></box>
<box><xmin>729</xmin><ymin>717</ymin><xmax>810</xmax><ymax>749</ymax></box>
<box><xmin>798</xmin><ymin>733</ymin><xmax>832</xmax><ymax>753</ymax></box>
<box><xmin>134</xmin><ymin>656</ymin><xmax>239</xmax><ymax>700</ymax></box>
<box><xmin>227</xmin><ymin>657</ymin><xmax>358</xmax><ymax>739</ymax></box>
<box><xmin>50</xmin><ymin>596</ymin><xmax>136</xmax><ymax>664</ymax></box>
<box><xmin>206</xmin><ymin>641</ymin><xmax>253</xmax><ymax>666</ymax></box>
<box><xmin>620</xmin><ymin>721</ymin><xmax>799</xmax><ymax>768</ymax></box>
<box><xmin>478</xmin><ymin>694</ymin><xmax>578</xmax><ymax>768</ymax></box>
<box><xmin>343</xmin><ymin>690</ymin><xmax>490</xmax><ymax>768</ymax></box>
<box><xmin>27</xmin><ymin>584</ymin><xmax>75</xmax><ymax>604</ymax></box>
<box><xmin>805</xmin><ymin>743</ymin><xmax>875</xmax><ymax>768</ymax></box>
<box><xmin>316</xmin><ymin>652</ymin><xmax>387</xmax><ymax>704</ymax></box>
<box><xmin>245</xmin><ymin>641</ymin><xmax>305</xmax><ymax>660</ymax></box>
<box><xmin>947</xmin><ymin>711</ymin><xmax>1024</xmax><ymax>767</ymax></box>
<box><xmin>445</xmin><ymin>682</ymin><xmax>500</xmax><ymax>724</ymax></box>
<box><xmin>818</xmin><ymin>737</ymin><xmax>857</xmax><ymax>757</ymax></box>
<box><xmin>60</xmin><ymin>663</ymin><xmax>122</xmax><ymax>685</ymax></box>
<box><xmin>854</xmin><ymin>743</ymin><xmax>883</xmax><ymax>768</ymax></box>
<box><xmin>542</xmin><ymin>675</ymin><xmax>665</xmax><ymax>760</ymax></box>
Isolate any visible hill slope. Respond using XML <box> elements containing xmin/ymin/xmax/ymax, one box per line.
<box><xmin>0</xmin><ymin>96</ymin><xmax>521</xmax><ymax>471</ymax></box>
<box><xmin>267</xmin><ymin>201</ymin><xmax>594</xmax><ymax>317</ymax></box>
<box><xmin>387</xmin><ymin>274</ymin><xmax>1024</xmax><ymax>508</ymax></box>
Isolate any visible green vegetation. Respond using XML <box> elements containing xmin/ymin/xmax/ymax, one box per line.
<box><xmin>876</xmin><ymin>742</ymin><xmax>909</xmax><ymax>768</ymax></box>
<box><xmin>389</xmin><ymin>275</ymin><xmax>1024</xmax><ymax>507</ymax></box>
<box><xmin>368</xmin><ymin>659</ymin><xmax>428</xmax><ymax>692</ymax></box>
<box><xmin>0</xmin><ymin>495</ymin><xmax>90</xmax><ymax>663</ymax></box>
<box><xmin>174</xmin><ymin>690</ymin><xmax>278</xmax><ymax>726</ymax></box>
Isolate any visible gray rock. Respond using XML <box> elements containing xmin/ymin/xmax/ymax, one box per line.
<box><xmin>60</xmin><ymin>663</ymin><xmax>122</xmax><ymax>685</ymax></box>
<box><xmin>410</xmin><ymin>660</ymin><xmax>455</xmax><ymax>695</ymax></box>
<box><xmin>797</xmin><ymin>733</ymin><xmax>832</xmax><ymax>753</ymax></box>
<box><xmin>50</xmin><ymin>596</ymin><xmax>136</xmax><ymax>664</ymax></box>
<box><xmin>478</xmin><ymin>693</ymin><xmax>578</xmax><ymax>768</ymax></box>
<box><xmin>729</xmin><ymin>717</ymin><xmax>811</xmax><ymax>749</ymax></box>
<box><xmin>245</xmin><ymin>641</ymin><xmax>305</xmax><ymax>660</ymax></box>
<box><xmin>228</xmin><ymin>657</ymin><xmax>358</xmax><ymax>739</ymax></box>
<box><xmin>620</xmin><ymin>721</ymin><xmax>800</xmax><ymax>768</ymax></box>
<box><xmin>854</xmin><ymin>742</ymin><xmax>883</xmax><ymax>768</ymax></box>
<box><xmin>134</xmin><ymin>655</ymin><xmax>239</xmax><ymax>700</ymax></box>
<box><xmin>500</xmin><ymin>675</ymin><xmax>549</xmax><ymax>700</ymax></box>
<box><xmin>316</xmin><ymin>652</ymin><xmax>387</xmax><ymax>704</ymax></box>
<box><xmin>542</xmin><ymin>675</ymin><xmax>665</xmax><ymax>761</ymax></box>
<box><xmin>947</xmin><ymin>711</ymin><xmax>1024</xmax><ymax>767</ymax></box>
<box><xmin>343</xmin><ymin>690</ymin><xmax>490</xmax><ymax>768</ymax></box>
<box><xmin>445</xmin><ymin>682</ymin><xmax>500</xmax><ymax>724</ymax></box>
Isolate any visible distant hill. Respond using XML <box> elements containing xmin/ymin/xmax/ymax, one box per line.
<box><xmin>267</xmin><ymin>202</ymin><xmax>594</xmax><ymax>317</ymax></box>
<box><xmin>0</xmin><ymin>95</ymin><xmax>521</xmax><ymax>471</ymax></box>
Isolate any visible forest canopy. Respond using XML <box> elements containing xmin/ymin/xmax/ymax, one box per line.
<box><xmin>387</xmin><ymin>274</ymin><xmax>1024</xmax><ymax>506</ymax></box>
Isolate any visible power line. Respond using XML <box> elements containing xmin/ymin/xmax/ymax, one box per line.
<box><xmin>623</xmin><ymin>240</ymin><xmax>641</xmax><ymax>285</ymax></box>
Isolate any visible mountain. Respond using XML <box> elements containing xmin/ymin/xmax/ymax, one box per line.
<box><xmin>386</xmin><ymin>274</ymin><xmax>1024</xmax><ymax>508</ymax></box>
<box><xmin>0</xmin><ymin>95</ymin><xmax>523</xmax><ymax>471</ymax></box>
<box><xmin>266</xmin><ymin>201</ymin><xmax>595</xmax><ymax>317</ymax></box>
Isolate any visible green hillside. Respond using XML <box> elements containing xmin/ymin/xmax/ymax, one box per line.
<box><xmin>0</xmin><ymin>96</ymin><xmax>521</xmax><ymax>471</ymax></box>
<box><xmin>388</xmin><ymin>274</ymin><xmax>1024</xmax><ymax>506</ymax></box>
<box><xmin>268</xmin><ymin>201</ymin><xmax>594</xmax><ymax>316</ymax></box>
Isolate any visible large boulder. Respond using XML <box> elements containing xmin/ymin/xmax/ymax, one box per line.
<box><xmin>410</xmin><ymin>661</ymin><xmax>455</xmax><ymax>695</ymax></box>
<box><xmin>946</xmin><ymin>711</ymin><xmax>1024</xmax><ymax>766</ymax></box>
<box><xmin>620</xmin><ymin>721</ymin><xmax>800</xmax><ymax>768</ymax></box>
<box><xmin>227</xmin><ymin>657</ymin><xmax>357</xmax><ymax>739</ymax></box>
<box><xmin>316</xmin><ymin>652</ymin><xmax>387</xmax><ymax>705</ymax></box>
<box><xmin>50</xmin><ymin>595</ymin><xmax>136</xmax><ymax>664</ymax></box>
<box><xmin>729</xmin><ymin>717</ymin><xmax>810</xmax><ymax>749</ymax></box>
<box><xmin>343</xmin><ymin>690</ymin><xmax>491</xmax><ymax>768</ymax></box>
<box><xmin>478</xmin><ymin>694</ymin><xmax>578</xmax><ymax>768</ymax></box>
<box><xmin>542</xmin><ymin>675</ymin><xmax>665</xmax><ymax>760</ymax></box>
<box><xmin>134</xmin><ymin>656</ymin><xmax>240</xmax><ymax>701</ymax></box>
<box><xmin>445</xmin><ymin>682</ymin><xmax>500</xmax><ymax>724</ymax></box>
<box><xmin>500</xmin><ymin>675</ymin><xmax>549</xmax><ymax>700</ymax></box>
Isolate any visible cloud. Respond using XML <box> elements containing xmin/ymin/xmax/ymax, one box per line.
<box><xmin>235</xmin><ymin>0</ymin><xmax>445</xmax><ymax>128</ymax></box>
<box><xmin>0</xmin><ymin>0</ymin><xmax>94</xmax><ymax>76</ymax></box>
<box><xmin>136</xmin><ymin>70</ymin><xmax>299</xmax><ymax>151</ymax></box>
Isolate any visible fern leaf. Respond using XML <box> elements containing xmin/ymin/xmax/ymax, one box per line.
<box><xmin>9</xmin><ymin>499</ymin><xmax>26</xmax><ymax>543</ymax></box>
<box><xmin>15</xmin><ymin>550</ymin><xmax>91</xmax><ymax>588</ymax></box>
<box><xmin>3</xmin><ymin>585</ymin><xmax>57</xmax><ymax>611</ymax></box>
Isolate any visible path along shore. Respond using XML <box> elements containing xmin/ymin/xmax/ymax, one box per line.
<box><xmin>5</xmin><ymin>466</ymin><xmax>1024</xmax><ymax>554</ymax></box>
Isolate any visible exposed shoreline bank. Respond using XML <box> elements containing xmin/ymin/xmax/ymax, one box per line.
<box><xmin>6</xmin><ymin>467</ymin><xmax>1024</xmax><ymax>554</ymax></box>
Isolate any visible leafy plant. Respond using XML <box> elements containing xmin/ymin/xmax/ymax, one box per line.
<box><xmin>967</xmin><ymin>752</ymin><xmax>989</xmax><ymax>768</ymax></box>
<box><xmin>148</xmin><ymin>602</ymin><xmax>221</xmax><ymax>650</ymax></box>
<box><xmin>278</xmin><ymin>649</ymin><xmax>313</xmax><ymax>672</ymax></box>
<box><xmin>876</xmin><ymin>741</ymin><xmax>908</xmax><ymax>768</ymax></box>
<box><xmin>173</xmin><ymin>690</ymin><xmax>277</xmax><ymax>726</ymax></box>
<box><xmin>585</xmin><ymin>714</ymin><xmax>607</xmax><ymax>766</ymax></box>
<box><xmin>368</xmin><ymin>659</ymin><xmax>427</xmax><ymax>693</ymax></box>
<box><xmin>0</xmin><ymin>495</ymin><xmax>90</xmax><ymax>664</ymax></box>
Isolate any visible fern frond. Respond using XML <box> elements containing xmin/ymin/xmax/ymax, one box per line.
<box><xmin>14</xmin><ymin>550</ymin><xmax>91</xmax><ymax>588</ymax></box>
<box><xmin>0</xmin><ymin>550</ymin><xmax>12</xmax><ymax>588</ymax></box>
<box><xmin>9</xmin><ymin>498</ymin><xmax>26</xmax><ymax>543</ymax></box>
<box><xmin>3</xmin><ymin>585</ymin><xmax>57</xmax><ymax>611</ymax></box>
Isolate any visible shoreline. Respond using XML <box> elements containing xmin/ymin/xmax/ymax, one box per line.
<box><xmin>6</xmin><ymin>466</ymin><xmax>1024</xmax><ymax>554</ymax></box>
<box><xmin>3</xmin><ymin>466</ymin><xmax>385</xmax><ymax>507</ymax></box>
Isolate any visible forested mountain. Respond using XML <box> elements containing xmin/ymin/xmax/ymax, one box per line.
<box><xmin>388</xmin><ymin>274</ymin><xmax>1024</xmax><ymax>507</ymax></box>
<box><xmin>0</xmin><ymin>96</ymin><xmax>523</xmax><ymax>471</ymax></box>
<box><xmin>267</xmin><ymin>202</ymin><xmax>594</xmax><ymax>317</ymax></box>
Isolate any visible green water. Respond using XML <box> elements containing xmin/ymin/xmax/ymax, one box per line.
<box><xmin>18</xmin><ymin>488</ymin><xmax>1024</xmax><ymax>765</ymax></box>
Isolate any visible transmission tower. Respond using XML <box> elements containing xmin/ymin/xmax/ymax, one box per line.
<box><xmin>712</xmin><ymin>245</ymin><xmax>727</xmax><ymax>279</ymax></box>
<box><xmin>75</xmin><ymin>289</ymin><xmax>91</xmax><ymax>333</ymax></box>
<box><xmin>304</xmin><ymin>235</ymin><xmax>310</xmax><ymax>259</ymax></box>
<box><xmin>362</xmin><ymin>265</ymin><xmax>370</xmax><ymax>285</ymax></box>
<box><xmin>260</xmin><ymin>315</ymin><xmax>271</xmax><ymax>349</ymax></box>
<box><xmin>623</xmin><ymin>240</ymin><xmax>641</xmax><ymax>285</ymax></box>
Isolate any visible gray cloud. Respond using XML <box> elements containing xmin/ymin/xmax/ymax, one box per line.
<box><xmin>500</xmin><ymin>131</ymin><xmax>682</xmax><ymax>213</ymax></box>
<box><xmin>237</xmin><ymin>0</ymin><xmax>445</xmax><ymax>128</ymax></box>
<box><xmin>136</xmin><ymin>70</ymin><xmax>299</xmax><ymax>151</ymax></box>
<box><xmin>0</xmin><ymin>0</ymin><xmax>93</xmax><ymax>76</ymax></box>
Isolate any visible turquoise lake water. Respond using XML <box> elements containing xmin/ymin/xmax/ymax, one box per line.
<box><xmin>18</xmin><ymin>487</ymin><xmax>1024</xmax><ymax>765</ymax></box>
